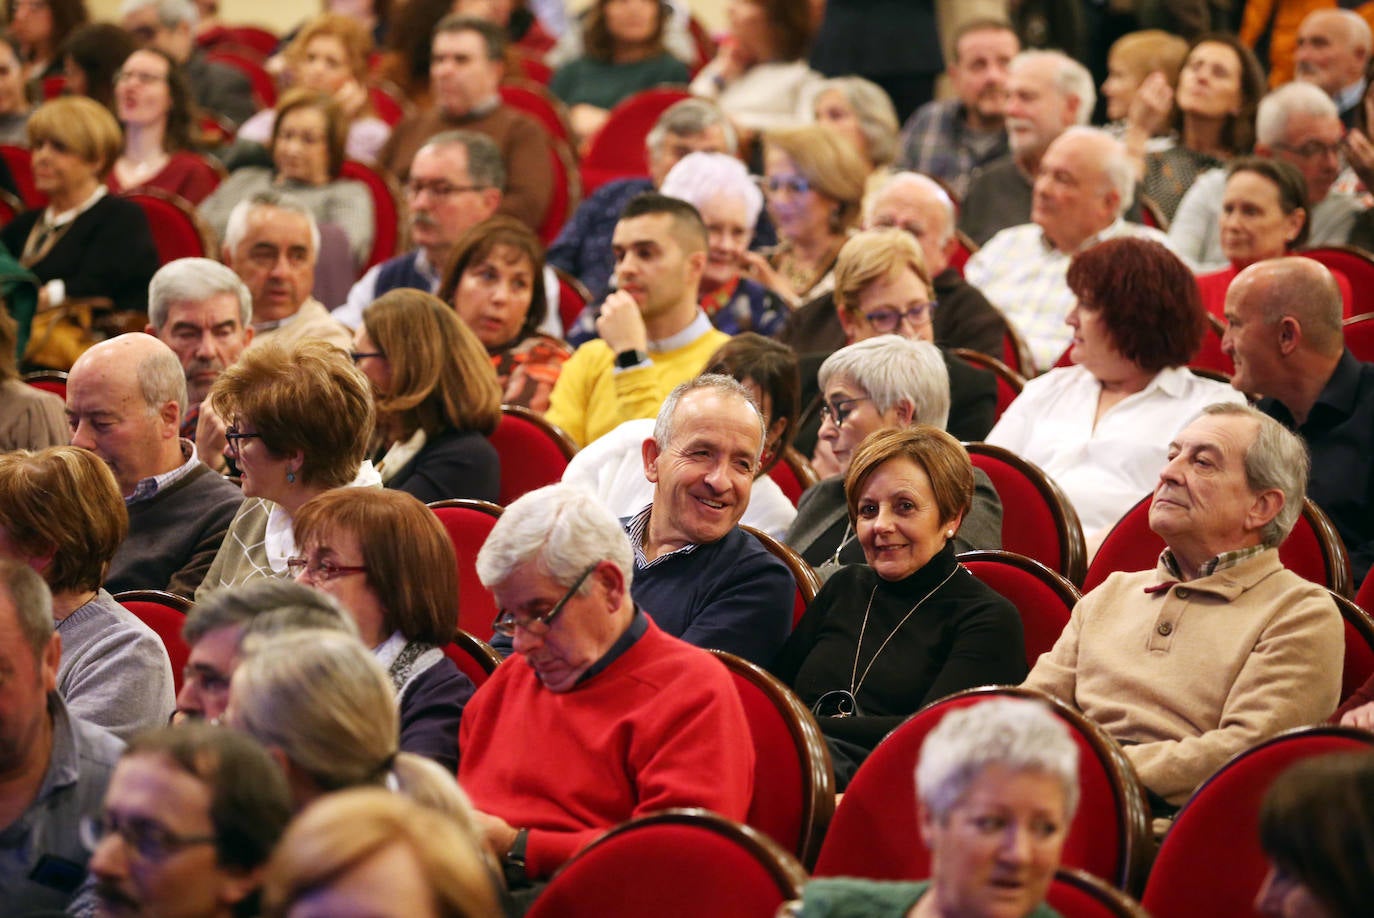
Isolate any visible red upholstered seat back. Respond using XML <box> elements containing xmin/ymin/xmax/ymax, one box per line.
<box><xmin>1345</xmin><ymin>312</ymin><xmax>1374</xmax><ymax>363</ymax></box>
<box><xmin>526</xmin><ymin>809</ymin><xmax>805</xmax><ymax>918</ymax></box>
<box><xmin>1301</xmin><ymin>246</ymin><xmax>1374</xmax><ymax>317</ymax></box>
<box><xmin>1142</xmin><ymin>727</ymin><xmax>1374</xmax><ymax>918</ymax></box>
<box><xmin>813</xmin><ymin>687</ymin><xmax>1152</xmax><ymax>894</ymax></box>
<box><xmin>766</xmin><ymin>460</ymin><xmax>804</xmax><ymax>506</ymax></box>
<box><xmin>427</xmin><ymin>501</ymin><xmax>503</xmax><ymax>641</ymax></box>
<box><xmin>539</xmin><ymin>137</ymin><xmax>579</xmax><ymax>247</ymax></box>
<box><xmin>579</xmin><ymin>87</ymin><xmax>691</xmax><ymax>194</ymax></box>
<box><xmin>1</xmin><ymin>144</ymin><xmax>46</xmax><ymax>209</ymax></box>
<box><xmin>123</xmin><ymin>190</ymin><xmax>213</xmax><ymax>265</ymax></box>
<box><xmin>442</xmin><ymin>629</ymin><xmax>501</xmax><ymax>688</ymax></box>
<box><xmin>965</xmin><ymin>443</ymin><xmax>1086</xmax><ymax>585</ymax></box>
<box><xmin>499</xmin><ymin>81</ymin><xmax>572</xmax><ymax>145</ymax></box>
<box><xmin>338</xmin><ymin>159</ymin><xmax>402</xmax><ymax>270</ymax></box>
<box><xmin>1046</xmin><ymin>869</ymin><xmax>1149</xmax><ymax>917</ymax></box>
<box><xmin>203</xmin><ymin>49</ymin><xmax>277</xmax><ymax>108</ymax></box>
<box><xmin>1335</xmin><ymin>594</ymin><xmax>1374</xmax><ymax>705</ymax></box>
<box><xmin>555</xmin><ymin>269</ymin><xmax>591</xmax><ymax>337</ymax></box>
<box><xmin>959</xmin><ymin>550</ymin><xmax>1081</xmax><ymax>670</ymax></box>
<box><xmin>488</xmin><ymin>406</ymin><xmax>577</xmax><ymax>505</ymax></box>
<box><xmin>114</xmin><ymin>590</ymin><xmax>191</xmax><ymax>695</ymax></box>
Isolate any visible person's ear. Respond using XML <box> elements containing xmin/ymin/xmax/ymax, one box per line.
<box><xmin>1245</xmin><ymin>488</ymin><xmax>1284</xmax><ymax>534</ymax></box>
<box><xmin>836</xmin><ymin>307</ymin><xmax>859</xmax><ymax>344</ymax></box>
<box><xmin>593</xmin><ymin>560</ymin><xmax>628</xmax><ymax>612</ymax></box>
<box><xmin>1276</xmin><ymin>315</ymin><xmax>1302</xmax><ymax>355</ymax></box>
<box><xmin>892</xmin><ymin>398</ymin><xmax>915</xmax><ymax>427</ymax></box>
<box><xmin>40</xmin><ymin>631</ymin><xmax>60</xmax><ymax>693</ymax></box>
<box><xmin>641</xmin><ymin>437</ymin><xmax>661</xmax><ymax>483</ymax></box>
<box><xmin>216</xmin><ymin>865</ymin><xmax>265</xmax><ymax>911</ymax></box>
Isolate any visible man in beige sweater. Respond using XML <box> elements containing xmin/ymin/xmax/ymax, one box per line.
<box><xmin>1025</xmin><ymin>403</ymin><xmax>1343</xmax><ymax>813</ymax></box>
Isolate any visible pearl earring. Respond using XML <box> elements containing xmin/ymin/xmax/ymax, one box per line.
<box><xmin>945</xmin><ymin>530</ymin><xmax>955</xmax><ymax>539</ymax></box>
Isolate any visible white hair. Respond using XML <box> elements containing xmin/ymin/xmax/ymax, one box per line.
<box><xmin>224</xmin><ymin>191</ymin><xmax>321</xmax><ymax>255</ymax></box>
<box><xmin>818</xmin><ymin>336</ymin><xmax>950</xmax><ymax>431</ymax></box>
<box><xmin>120</xmin><ymin>0</ymin><xmax>197</xmax><ymax>26</ymax></box>
<box><xmin>1056</xmin><ymin>126</ymin><xmax>1134</xmax><ymax>217</ymax></box>
<box><xmin>659</xmin><ymin>152</ymin><xmax>764</xmax><ymax>230</ymax></box>
<box><xmin>1256</xmin><ymin>82</ymin><xmax>1339</xmax><ymax>147</ymax></box>
<box><xmin>866</xmin><ymin>171</ymin><xmax>956</xmax><ymax>246</ymax></box>
<box><xmin>476</xmin><ymin>483</ymin><xmax>634</xmax><ymax>593</ymax></box>
<box><xmin>652</xmin><ymin>374</ymin><xmax>765</xmax><ymax>459</ymax></box>
<box><xmin>148</xmin><ymin>257</ymin><xmax>252</xmax><ymax>330</ymax></box>
<box><xmin>1011</xmin><ymin>50</ymin><xmax>1096</xmax><ymax>125</ymax></box>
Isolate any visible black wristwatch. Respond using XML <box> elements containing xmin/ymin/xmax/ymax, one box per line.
<box><xmin>614</xmin><ymin>347</ymin><xmax>650</xmax><ymax>369</ymax></box>
<box><xmin>502</xmin><ymin>827</ymin><xmax>530</xmax><ymax>888</ymax></box>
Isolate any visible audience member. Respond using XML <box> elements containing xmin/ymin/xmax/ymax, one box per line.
<box><xmin>1100</xmin><ymin>29</ymin><xmax>1188</xmax><ymax>148</ymax></box>
<box><xmin>221</xmin><ymin>192</ymin><xmax>352</xmax><ymax>353</ymax></box>
<box><xmin>87</xmin><ymin>724</ymin><xmax>292</xmax><ymax>918</ymax></box>
<box><xmin>547</xmin><ymin>96</ymin><xmax>735</xmax><ymax>302</ymax></box>
<box><xmin>236</xmin><ymin>14</ymin><xmax>391</xmax><ymax>163</ymax></box>
<box><xmin>774</xmin><ymin>427</ymin><xmax>1025</xmax><ymax>785</ymax></box>
<box><xmin>1172</xmin><ymin>82</ymin><xmax>1359</xmax><ymax>272</ymax></box>
<box><xmin>549</xmin><ymin>0</ymin><xmax>688</xmax><ymax>144</ymax></box>
<box><xmin>354</xmin><ymin>289</ymin><xmax>501</xmax><ymax>503</ymax></box>
<box><xmin>1025</xmin><ymin>404</ymin><xmax>1343</xmax><ymax>814</ymax></box>
<box><xmin>437</xmin><ymin>216</ymin><xmax>571</xmax><ymax>411</ymax></box>
<box><xmin>197</xmin><ymin>340</ymin><xmax>377</xmax><ymax>598</ymax></box>
<box><xmin>0</xmin><ymin>34</ymin><xmax>31</xmax><ymax>145</ymax></box>
<box><xmin>1254</xmin><ymin>752</ymin><xmax>1374</xmax><ymax>917</ymax></box>
<box><xmin>462</xmin><ymin>483</ymin><xmax>753</xmax><ymax>896</ymax></box>
<box><xmin>987</xmin><ymin>238</ymin><xmax>1244</xmax><ymax>543</ymax></box>
<box><xmin>783</xmin><ymin>697</ymin><xmax>1077</xmax><ymax>917</ymax></box>
<box><xmin>0</xmin><ymin>559</ymin><xmax>123</xmax><ymax>916</ymax></box>
<box><xmin>8</xmin><ymin>0</ymin><xmax>85</xmax><ymax>84</ymax></box>
<box><xmin>1222</xmin><ymin>257</ymin><xmax>1374</xmax><ymax>589</ymax></box>
<box><xmin>262</xmin><ymin>788</ymin><xmax>503</xmax><ymax>918</ymax></box>
<box><xmin>786</xmin><ymin>335</ymin><xmax>1001</xmax><ymax>573</ymax></box>
<box><xmin>340</xmin><ymin>130</ymin><xmax>504</xmax><ymax>328</ymax></box>
<box><xmin>1294</xmin><ymin>9</ymin><xmax>1371</xmax><ymax>128</ymax></box>
<box><xmin>749</xmin><ymin>125</ymin><xmax>867</xmax><ymax>308</ymax></box>
<box><xmin>107</xmin><ymin>47</ymin><xmax>219</xmax><ymax>204</ymax></box>
<box><xmin>0</xmin><ymin>447</ymin><xmax>175</xmax><ymax>740</ymax></box>
<box><xmin>896</xmin><ymin>18</ymin><xmax>1019</xmax><ymax>200</ymax></box>
<box><xmin>965</xmin><ymin>127</ymin><xmax>1171</xmax><ymax>372</ymax></box>
<box><xmin>0</xmin><ymin>96</ymin><xmax>159</xmax><ymax>369</ymax></box>
<box><xmin>290</xmin><ymin>488</ymin><xmax>474</xmax><ymax>770</ymax></box>
<box><xmin>958</xmin><ymin>50</ymin><xmax>1094</xmax><ymax>246</ymax></box>
<box><xmin>67</xmin><ymin>334</ymin><xmax>242</xmax><ymax>596</ymax></box>
<box><xmin>58</xmin><ymin>22</ymin><xmax>137</xmax><ymax>115</ymax></box>
<box><xmin>810</xmin><ymin>75</ymin><xmax>900</xmax><ymax>192</ymax></box>
<box><xmin>0</xmin><ymin>307</ymin><xmax>65</xmax><ymax>450</ymax></box>
<box><xmin>657</xmin><ymin>151</ymin><xmax>787</xmax><ymax>336</ymax></box>
<box><xmin>688</xmin><ymin>0</ymin><xmax>821</xmax><ymax>135</ymax></box>
<box><xmin>379</xmin><ymin>15</ymin><xmax>551</xmax><ymax>230</ymax></box>
<box><xmin>544</xmin><ymin>193</ymin><xmax>728</xmax><ymax>447</ymax></box>
<box><xmin>121</xmin><ymin>0</ymin><xmax>254</xmax><ymax>125</ymax></box>
<box><xmin>202</xmin><ymin>89</ymin><xmax>375</xmax><ymax>269</ymax></box>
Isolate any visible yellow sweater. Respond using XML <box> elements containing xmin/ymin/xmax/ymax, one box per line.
<box><xmin>544</xmin><ymin>328</ymin><xmax>730</xmax><ymax>448</ymax></box>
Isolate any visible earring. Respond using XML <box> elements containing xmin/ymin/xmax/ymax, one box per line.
<box><xmin>945</xmin><ymin>530</ymin><xmax>955</xmax><ymax>539</ymax></box>
<box><xmin>286</xmin><ymin>469</ymin><xmax>296</xmax><ymax>484</ymax></box>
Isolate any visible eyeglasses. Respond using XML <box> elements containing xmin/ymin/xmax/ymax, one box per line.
<box><xmin>491</xmin><ymin>563</ymin><xmax>598</xmax><ymax>638</ymax></box>
<box><xmin>863</xmin><ymin>301</ymin><xmax>937</xmax><ymax>334</ymax></box>
<box><xmin>404</xmin><ymin>179</ymin><xmax>485</xmax><ymax>199</ymax></box>
<box><xmin>223</xmin><ymin>426</ymin><xmax>263</xmax><ymax>458</ymax></box>
<box><xmin>1272</xmin><ymin>139</ymin><xmax>1344</xmax><ymax>160</ymax></box>
<box><xmin>762</xmin><ymin>174</ymin><xmax>811</xmax><ymax>195</ymax></box>
<box><xmin>819</xmin><ymin>395</ymin><xmax>871</xmax><ymax>427</ymax></box>
<box><xmin>350</xmin><ymin>350</ymin><xmax>385</xmax><ymax>363</ymax></box>
<box><xmin>286</xmin><ymin>557</ymin><xmax>369</xmax><ymax>583</ymax></box>
<box><xmin>113</xmin><ymin>68</ymin><xmax>166</xmax><ymax>86</ymax></box>
<box><xmin>80</xmin><ymin>814</ymin><xmax>216</xmax><ymax>862</ymax></box>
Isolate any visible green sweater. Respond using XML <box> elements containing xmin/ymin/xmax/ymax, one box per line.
<box><xmin>796</xmin><ymin>878</ymin><xmax>1063</xmax><ymax>918</ymax></box>
<box><xmin>549</xmin><ymin>53</ymin><xmax>689</xmax><ymax>110</ymax></box>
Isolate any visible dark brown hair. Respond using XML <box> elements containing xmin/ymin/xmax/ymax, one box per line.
<box><xmin>1171</xmin><ymin>33</ymin><xmax>1267</xmax><ymax>156</ymax></box>
<box><xmin>437</xmin><ymin>215</ymin><xmax>548</xmax><ymax>346</ymax></box>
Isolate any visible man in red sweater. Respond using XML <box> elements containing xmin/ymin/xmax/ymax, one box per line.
<box><xmin>458</xmin><ymin>483</ymin><xmax>754</xmax><ymax>897</ymax></box>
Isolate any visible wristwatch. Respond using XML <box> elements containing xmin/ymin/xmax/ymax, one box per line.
<box><xmin>614</xmin><ymin>348</ymin><xmax>649</xmax><ymax>369</ymax></box>
<box><xmin>502</xmin><ymin>827</ymin><xmax>529</xmax><ymax>888</ymax></box>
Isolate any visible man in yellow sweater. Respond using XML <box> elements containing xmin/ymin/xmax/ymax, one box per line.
<box><xmin>1025</xmin><ymin>403</ymin><xmax>1343</xmax><ymax>815</ymax></box>
<box><xmin>544</xmin><ymin>193</ymin><xmax>729</xmax><ymax>448</ymax></box>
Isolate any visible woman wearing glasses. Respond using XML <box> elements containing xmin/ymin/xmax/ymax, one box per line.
<box><xmin>353</xmin><ymin>288</ymin><xmax>502</xmax><ymax>503</ymax></box>
<box><xmin>742</xmin><ymin>125</ymin><xmax>867</xmax><ymax>309</ymax></box>
<box><xmin>772</xmin><ymin>426</ymin><xmax>1024</xmax><ymax>788</ymax></box>
<box><xmin>196</xmin><ymin>340</ymin><xmax>379</xmax><ymax>601</ymax></box>
<box><xmin>987</xmin><ymin>236</ymin><xmax>1244</xmax><ymax>547</ymax></box>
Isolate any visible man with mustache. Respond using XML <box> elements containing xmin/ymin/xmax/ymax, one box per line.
<box><xmin>66</xmin><ymin>333</ymin><xmax>242</xmax><ymax>596</ymax></box>
<box><xmin>1294</xmin><ymin>8</ymin><xmax>1370</xmax><ymax>128</ymax></box>
<box><xmin>1025</xmin><ymin>403</ymin><xmax>1342</xmax><ymax>820</ymax></box>
<box><xmin>895</xmin><ymin>18</ymin><xmax>1020</xmax><ymax>200</ymax></box>
<box><xmin>336</xmin><ymin>130</ymin><xmax>504</xmax><ymax>329</ymax></box>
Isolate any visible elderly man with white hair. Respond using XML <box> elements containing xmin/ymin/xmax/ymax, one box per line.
<box><xmin>958</xmin><ymin>49</ymin><xmax>1096</xmax><ymax>246</ymax></box>
<box><xmin>1026</xmin><ymin>403</ymin><xmax>1343</xmax><ymax>814</ymax></box>
<box><xmin>965</xmin><ymin>126</ymin><xmax>1172</xmax><ymax>372</ymax></box>
<box><xmin>1295</xmin><ymin>8</ymin><xmax>1372</xmax><ymax>127</ymax></box>
<box><xmin>1170</xmin><ymin>82</ymin><xmax>1361</xmax><ymax>272</ymax></box>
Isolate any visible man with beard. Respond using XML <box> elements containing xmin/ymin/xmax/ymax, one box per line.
<box><xmin>0</xmin><ymin>560</ymin><xmax>124</xmax><ymax>915</ymax></box>
<box><xmin>67</xmin><ymin>333</ymin><xmax>242</xmax><ymax>596</ymax></box>
<box><xmin>335</xmin><ymin>131</ymin><xmax>504</xmax><ymax>328</ymax></box>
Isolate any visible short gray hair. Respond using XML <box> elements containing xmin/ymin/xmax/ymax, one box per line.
<box><xmin>647</xmin><ymin>98</ymin><xmax>739</xmax><ymax>156</ymax></box>
<box><xmin>121</xmin><ymin>0</ymin><xmax>197</xmax><ymax>27</ymax></box>
<box><xmin>137</xmin><ymin>337</ymin><xmax>189</xmax><ymax>418</ymax></box>
<box><xmin>224</xmin><ymin>191</ymin><xmax>321</xmax><ymax>255</ymax></box>
<box><xmin>653</xmin><ymin>374</ymin><xmax>766</xmax><ymax>461</ymax></box>
<box><xmin>659</xmin><ymin>153</ymin><xmax>764</xmax><ymax>238</ymax></box>
<box><xmin>185</xmin><ymin>579</ymin><xmax>354</xmax><ymax>646</ymax></box>
<box><xmin>1199</xmin><ymin>403</ymin><xmax>1310</xmax><ymax>545</ymax></box>
<box><xmin>148</xmin><ymin>257</ymin><xmax>252</xmax><ymax>331</ymax></box>
<box><xmin>1012</xmin><ymin>50</ymin><xmax>1095</xmax><ymax>125</ymax></box>
<box><xmin>1256</xmin><ymin>81</ymin><xmax>1339</xmax><ymax>147</ymax></box>
<box><xmin>813</xmin><ymin>76</ymin><xmax>900</xmax><ymax>167</ymax></box>
<box><xmin>0</xmin><ymin>558</ymin><xmax>53</xmax><ymax>663</ymax></box>
<box><xmin>818</xmin><ymin>336</ymin><xmax>950</xmax><ymax>431</ymax></box>
<box><xmin>916</xmin><ymin>696</ymin><xmax>1080</xmax><ymax>822</ymax></box>
<box><xmin>867</xmin><ymin>171</ymin><xmax>956</xmax><ymax>246</ymax></box>
<box><xmin>1059</xmin><ymin>126</ymin><xmax>1134</xmax><ymax>217</ymax></box>
<box><xmin>420</xmin><ymin>129</ymin><xmax>506</xmax><ymax>191</ymax></box>
<box><xmin>477</xmin><ymin>483</ymin><xmax>634</xmax><ymax>594</ymax></box>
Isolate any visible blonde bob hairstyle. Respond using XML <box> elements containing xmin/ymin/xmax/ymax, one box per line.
<box><xmin>832</xmin><ymin>228</ymin><xmax>932</xmax><ymax>317</ymax></box>
<box><xmin>287</xmin><ymin>13</ymin><xmax>374</xmax><ymax>87</ymax></box>
<box><xmin>844</xmin><ymin>425</ymin><xmax>974</xmax><ymax>530</ymax></box>
<box><xmin>262</xmin><ymin>788</ymin><xmax>503</xmax><ymax>918</ymax></box>
<box><xmin>292</xmin><ymin>488</ymin><xmax>458</xmax><ymax>645</ymax></box>
<box><xmin>361</xmin><ymin>288</ymin><xmax>501</xmax><ymax>440</ymax></box>
<box><xmin>0</xmin><ymin>446</ymin><xmax>128</xmax><ymax>594</ymax></box>
<box><xmin>763</xmin><ymin>125</ymin><xmax>869</xmax><ymax>233</ymax></box>
<box><xmin>28</xmin><ymin>95</ymin><xmax>123</xmax><ymax>179</ymax></box>
<box><xmin>208</xmin><ymin>339</ymin><xmax>375</xmax><ymax>490</ymax></box>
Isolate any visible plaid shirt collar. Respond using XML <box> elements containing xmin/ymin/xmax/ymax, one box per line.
<box><xmin>1160</xmin><ymin>543</ymin><xmax>1269</xmax><ymax>581</ymax></box>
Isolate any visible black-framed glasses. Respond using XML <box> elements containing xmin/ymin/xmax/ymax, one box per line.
<box><xmin>863</xmin><ymin>301</ymin><xmax>937</xmax><ymax>334</ymax></box>
<box><xmin>404</xmin><ymin>180</ymin><xmax>486</xmax><ymax>199</ymax></box>
<box><xmin>80</xmin><ymin>813</ymin><xmax>216</xmax><ymax>861</ymax></box>
<box><xmin>491</xmin><ymin>563</ymin><xmax>598</xmax><ymax>638</ymax></box>
<box><xmin>224</xmin><ymin>426</ymin><xmax>263</xmax><ymax>458</ymax></box>
<box><xmin>1272</xmin><ymin>139</ymin><xmax>1344</xmax><ymax>160</ymax></box>
<box><xmin>350</xmin><ymin>350</ymin><xmax>385</xmax><ymax>363</ymax></box>
<box><xmin>819</xmin><ymin>395</ymin><xmax>871</xmax><ymax>427</ymax></box>
<box><xmin>286</xmin><ymin>557</ymin><xmax>369</xmax><ymax>583</ymax></box>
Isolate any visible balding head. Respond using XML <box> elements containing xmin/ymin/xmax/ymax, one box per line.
<box><xmin>1231</xmin><ymin>257</ymin><xmax>1345</xmax><ymax>354</ymax></box>
<box><xmin>1296</xmin><ymin>9</ymin><xmax>1372</xmax><ymax>96</ymax></box>
<box><xmin>1032</xmin><ymin>127</ymin><xmax>1132</xmax><ymax>252</ymax></box>
<box><xmin>865</xmin><ymin>172</ymin><xmax>957</xmax><ymax>277</ymax></box>
<box><xmin>66</xmin><ymin>334</ymin><xmax>188</xmax><ymax>495</ymax></box>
